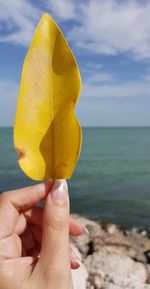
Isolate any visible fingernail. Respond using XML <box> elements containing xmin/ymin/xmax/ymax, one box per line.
<box><xmin>51</xmin><ymin>180</ymin><xmax>68</xmax><ymax>202</ymax></box>
<box><xmin>72</xmin><ymin>260</ymin><xmax>80</xmax><ymax>268</ymax></box>
<box><xmin>81</xmin><ymin>224</ymin><xmax>90</xmax><ymax>235</ymax></box>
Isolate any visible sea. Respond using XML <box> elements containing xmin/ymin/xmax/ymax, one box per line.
<box><xmin>0</xmin><ymin>127</ymin><xmax>150</xmax><ymax>229</ymax></box>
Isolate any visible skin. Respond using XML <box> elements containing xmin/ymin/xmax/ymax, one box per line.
<box><xmin>0</xmin><ymin>180</ymin><xmax>84</xmax><ymax>289</ymax></box>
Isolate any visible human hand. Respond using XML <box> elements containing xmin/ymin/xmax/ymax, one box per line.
<box><xmin>0</xmin><ymin>180</ymin><xmax>84</xmax><ymax>289</ymax></box>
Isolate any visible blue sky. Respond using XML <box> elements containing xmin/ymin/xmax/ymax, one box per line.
<box><xmin>1</xmin><ymin>0</ymin><xmax>150</xmax><ymax>126</ymax></box>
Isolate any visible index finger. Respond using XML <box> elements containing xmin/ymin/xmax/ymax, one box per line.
<box><xmin>0</xmin><ymin>182</ymin><xmax>52</xmax><ymax>240</ymax></box>
<box><xmin>6</xmin><ymin>181</ymin><xmax>53</xmax><ymax>210</ymax></box>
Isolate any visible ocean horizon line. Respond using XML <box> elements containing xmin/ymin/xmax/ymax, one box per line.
<box><xmin>1</xmin><ymin>126</ymin><xmax>150</xmax><ymax>129</ymax></box>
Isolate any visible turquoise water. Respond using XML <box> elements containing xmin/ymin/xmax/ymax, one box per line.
<box><xmin>0</xmin><ymin>127</ymin><xmax>150</xmax><ymax>228</ymax></box>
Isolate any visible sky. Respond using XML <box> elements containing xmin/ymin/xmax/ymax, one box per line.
<box><xmin>1</xmin><ymin>0</ymin><xmax>150</xmax><ymax>126</ymax></box>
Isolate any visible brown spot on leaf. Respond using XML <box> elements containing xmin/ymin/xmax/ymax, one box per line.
<box><xmin>15</xmin><ymin>147</ymin><xmax>25</xmax><ymax>160</ymax></box>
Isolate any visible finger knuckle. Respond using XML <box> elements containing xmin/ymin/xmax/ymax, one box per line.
<box><xmin>47</xmin><ymin>206</ymin><xmax>68</xmax><ymax>230</ymax></box>
<box><xmin>43</xmin><ymin>265</ymin><xmax>71</xmax><ymax>287</ymax></box>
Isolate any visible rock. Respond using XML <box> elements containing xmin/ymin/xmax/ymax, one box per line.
<box><xmin>142</xmin><ymin>230</ymin><xmax>147</xmax><ymax>237</ymax></box>
<box><xmin>107</xmin><ymin>224</ymin><xmax>118</xmax><ymax>234</ymax></box>
<box><xmin>131</xmin><ymin>227</ymin><xmax>139</xmax><ymax>234</ymax></box>
<box><xmin>93</xmin><ymin>237</ymin><xmax>136</xmax><ymax>259</ymax></box>
<box><xmin>144</xmin><ymin>250</ymin><xmax>150</xmax><ymax>263</ymax></box>
<box><xmin>125</xmin><ymin>230</ymin><xmax>150</xmax><ymax>263</ymax></box>
<box><xmin>106</xmin><ymin>285</ymin><xmax>150</xmax><ymax>289</ymax></box>
<box><xmin>70</xmin><ymin>214</ymin><xmax>150</xmax><ymax>289</ymax></box>
<box><xmin>146</xmin><ymin>265</ymin><xmax>150</xmax><ymax>283</ymax></box>
<box><xmin>85</xmin><ymin>251</ymin><xmax>149</xmax><ymax>288</ymax></box>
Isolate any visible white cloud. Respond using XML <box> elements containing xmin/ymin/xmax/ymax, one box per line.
<box><xmin>66</xmin><ymin>0</ymin><xmax>150</xmax><ymax>60</ymax></box>
<box><xmin>0</xmin><ymin>0</ymin><xmax>41</xmax><ymax>46</ymax></box>
<box><xmin>93</xmin><ymin>73</ymin><xmax>113</xmax><ymax>83</ymax></box>
<box><xmin>47</xmin><ymin>0</ymin><xmax>75</xmax><ymax>20</ymax></box>
<box><xmin>81</xmin><ymin>62</ymin><xmax>115</xmax><ymax>83</ymax></box>
<box><xmin>86</xmin><ymin>72</ymin><xmax>115</xmax><ymax>84</ymax></box>
<box><xmin>82</xmin><ymin>78</ymin><xmax>150</xmax><ymax>98</ymax></box>
<box><xmin>81</xmin><ymin>63</ymin><xmax>150</xmax><ymax>97</ymax></box>
<box><xmin>1</xmin><ymin>0</ymin><xmax>150</xmax><ymax>59</ymax></box>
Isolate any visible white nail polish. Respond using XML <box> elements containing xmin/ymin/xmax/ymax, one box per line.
<box><xmin>81</xmin><ymin>224</ymin><xmax>90</xmax><ymax>234</ymax></box>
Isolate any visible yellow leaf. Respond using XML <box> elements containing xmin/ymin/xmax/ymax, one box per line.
<box><xmin>14</xmin><ymin>14</ymin><xmax>82</xmax><ymax>181</ymax></box>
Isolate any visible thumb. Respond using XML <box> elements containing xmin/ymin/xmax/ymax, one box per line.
<box><xmin>38</xmin><ymin>179</ymin><xmax>70</xmax><ymax>278</ymax></box>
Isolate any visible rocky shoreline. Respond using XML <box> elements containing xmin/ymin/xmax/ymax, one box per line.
<box><xmin>71</xmin><ymin>214</ymin><xmax>150</xmax><ymax>289</ymax></box>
